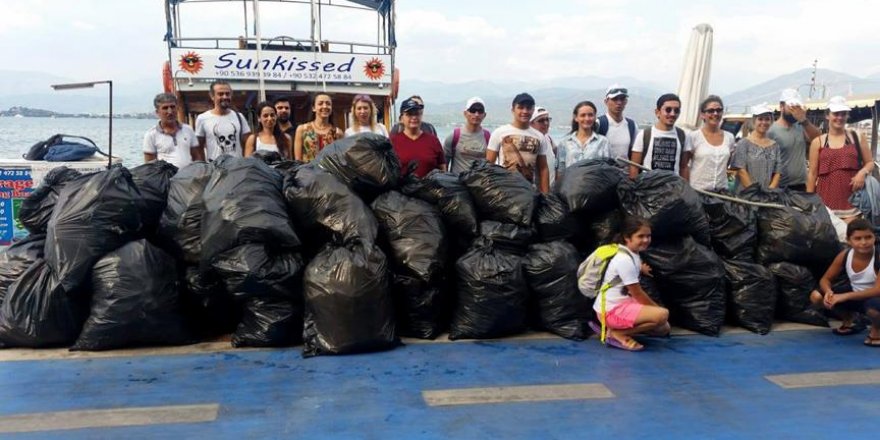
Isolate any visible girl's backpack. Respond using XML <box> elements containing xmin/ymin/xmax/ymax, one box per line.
<box><xmin>576</xmin><ymin>243</ymin><xmax>635</xmax><ymax>343</ymax></box>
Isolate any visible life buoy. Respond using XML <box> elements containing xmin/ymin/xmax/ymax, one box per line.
<box><xmin>390</xmin><ymin>68</ymin><xmax>400</xmax><ymax>101</ymax></box>
<box><xmin>162</xmin><ymin>61</ymin><xmax>174</xmax><ymax>93</ymax></box>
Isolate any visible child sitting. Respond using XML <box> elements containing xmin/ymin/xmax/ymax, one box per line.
<box><xmin>810</xmin><ymin>218</ymin><xmax>880</xmax><ymax>347</ymax></box>
<box><xmin>585</xmin><ymin>216</ymin><xmax>670</xmax><ymax>351</ymax></box>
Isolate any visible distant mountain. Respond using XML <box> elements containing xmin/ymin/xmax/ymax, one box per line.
<box><xmin>0</xmin><ymin>70</ymin><xmax>159</xmax><ymax>114</ymax></box>
<box><xmin>723</xmin><ymin>68</ymin><xmax>879</xmax><ymax>113</ymax></box>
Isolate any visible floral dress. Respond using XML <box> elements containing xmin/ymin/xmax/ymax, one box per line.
<box><xmin>300</xmin><ymin>122</ymin><xmax>340</xmax><ymax>162</ymax></box>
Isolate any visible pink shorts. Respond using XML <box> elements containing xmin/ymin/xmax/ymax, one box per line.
<box><xmin>604</xmin><ymin>298</ymin><xmax>644</xmax><ymax>329</ymax></box>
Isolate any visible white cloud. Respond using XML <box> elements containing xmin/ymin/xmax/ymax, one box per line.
<box><xmin>0</xmin><ymin>3</ymin><xmax>43</xmax><ymax>34</ymax></box>
<box><xmin>72</xmin><ymin>21</ymin><xmax>96</xmax><ymax>31</ymax></box>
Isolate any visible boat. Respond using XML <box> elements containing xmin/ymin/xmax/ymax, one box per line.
<box><xmin>162</xmin><ymin>0</ymin><xmax>398</xmax><ymax>131</ymax></box>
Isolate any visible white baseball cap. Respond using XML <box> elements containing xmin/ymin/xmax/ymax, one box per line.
<box><xmin>779</xmin><ymin>88</ymin><xmax>803</xmax><ymax>106</ymax></box>
<box><xmin>826</xmin><ymin>95</ymin><xmax>851</xmax><ymax>113</ymax></box>
<box><xmin>464</xmin><ymin>96</ymin><xmax>485</xmax><ymax>111</ymax></box>
<box><xmin>530</xmin><ymin>106</ymin><xmax>550</xmax><ymax>122</ymax></box>
<box><xmin>751</xmin><ymin>103</ymin><xmax>774</xmax><ymax>117</ymax></box>
<box><xmin>605</xmin><ymin>84</ymin><xmax>628</xmax><ymax>99</ymax></box>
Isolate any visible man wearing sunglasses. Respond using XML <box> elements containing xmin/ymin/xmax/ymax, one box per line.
<box><xmin>486</xmin><ymin>93</ymin><xmax>551</xmax><ymax>193</ymax></box>
<box><xmin>443</xmin><ymin>97</ymin><xmax>491</xmax><ymax>175</ymax></box>
<box><xmin>629</xmin><ymin>93</ymin><xmax>691</xmax><ymax>179</ymax></box>
<box><xmin>598</xmin><ymin>84</ymin><xmax>638</xmax><ymax>163</ymax></box>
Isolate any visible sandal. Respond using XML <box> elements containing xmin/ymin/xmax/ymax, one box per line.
<box><xmin>605</xmin><ymin>335</ymin><xmax>644</xmax><ymax>352</ymax></box>
<box><xmin>832</xmin><ymin>322</ymin><xmax>866</xmax><ymax>336</ymax></box>
<box><xmin>864</xmin><ymin>336</ymin><xmax>880</xmax><ymax>347</ymax></box>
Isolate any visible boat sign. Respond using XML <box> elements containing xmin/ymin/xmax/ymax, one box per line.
<box><xmin>171</xmin><ymin>48</ymin><xmax>392</xmax><ymax>84</ymax></box>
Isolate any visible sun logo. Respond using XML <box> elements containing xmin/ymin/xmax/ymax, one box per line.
<box><xmin>363</xmin><ymin>58</ymin><xmax>385</xmax><ymax>80</ymax></box>
<box><xmin>179</xmin><ymin>51</ymin><xmax>204</xmax><ymax>74</ymax></box>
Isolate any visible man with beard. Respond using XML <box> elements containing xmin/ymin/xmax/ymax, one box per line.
<box><xmin>194</xmin><ymin>80</ymin><xmax>251</xmax><ymax>161</ymax></box>
<box><xmin>629</xmin><ymin>93</ymin><xmax>691</xmax><ymax>179</ymax></box>
<box><xmin>274</xmin><ymin>97</ymin><xmax>295</xmax><ymax>137</ymax></box>
<box><xmin>486</xmin><ymin>92</ymin><xmax>551</xmax><ymax>193</ymax></box>
<box><xmin>768</xmin><ymin>89</ymin><xmax>821</xmax><ymax>191</ymax></box>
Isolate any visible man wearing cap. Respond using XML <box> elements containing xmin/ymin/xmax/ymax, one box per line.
<box><xmin>530</xmin><ymin>106</ymin><xmax>557</xmax><ymax>188</ymax></box>
<box><xmin>391</xmin><ymin>95</ymin><xmax>438</xmax><ymax>137</ymax></box>
<box><xmin>768</xmin><ymin>88</ymin><xmax>821</xmax><ymax>191</ymax></box>
<box><xmin>597</xmin><ymin>84</ymin><xmax>638</xmax><ymax>163</ymax></box>
<box><xmin>390</xmin><ymin>97</ymin><xmax>446</xmax><ymax>178</ymax></box>
<box><xmin>486</xmin><ymin>93</ymin><xmax>551</xmax><ymax>193</ymax></box>
<box><xmin>443</xmin><ymin>97</ymin><xmax>491</xmax><ymax>175</ymax></box>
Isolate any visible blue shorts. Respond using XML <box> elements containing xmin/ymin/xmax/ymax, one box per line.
<box><xmin>837</xmin><ymin>296</ymin><xmax>880</xmax><ymax>314</ymax></box>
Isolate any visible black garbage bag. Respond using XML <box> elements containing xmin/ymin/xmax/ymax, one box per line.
<box><xmin>302</xmin><ymin>243</ymin><xmax>398</xmax><ymax>357</ymax></box>
<box><xmin>371</xmin><ymin>191</ymin><xmax>446</xmax><ymax>282</ymax></box>
<box><xmin>590</xmin><ymin>209</ymin><xmax>623</xmax><ymax>247</ymax></box>
<box><xmin>460</xmin><ymin>160</ymin><xmax>536</xmax><ymax>226</ymax></box>
<box><xmin>556</xmin><ymin>159</ymin><xmax>624</xmax><ymax>214</ymax></box>
<box><xmin>722</xmin><ymin>259</ymin><xmax>777</xmax><ymax>334</ymax></box>
<box><xmin>534</xmin><ymin>193</ymin><xmax>576</xmax><ymax>242</ymax></box>
<box><xmin>523</xmin><ymin>241</ymin><xmax>591</xmax><ymax>340</ymax></box>
<box><xmin>130</xmin><ymin>160</ymin><xmax>178</xmax><ymax>235</ymax></box>
<box><xmin>640</xmin><ymin>276</ymin><xmax>664</xmax><ymax>306</ymax></box>
<box><xmin>0</xmin><ymin>234</ymin><xmax>45</xmax><ymax>304</ymax></box>
<box><xmin>642</xmin><ymin>236</ymin><xmax>726</xmax><ymax>336</ymax></box>
<box><xmin>743</xmin><ymin>189</ymin><xmax>840</xmax><ymax>269</ymax></box>
<box><xmin>618</xmin><ymin>171</ymin><xmax>711</xmax><ymax>245</ymax></box>
<box><xmin>391</xmin><ymin>273</ymin><xmax>445</xmax><ymax>339</ymax></box>
<box><xmin>252</xmin><ymin>150</ymin><xmax>284</xmax><ymax>165</ymax></box>
<box><xmin>314</xmin><ymin>133</ymin><xmax>401</xmax><ymax>201</ymax></box>
<box><xmin>210</xmin><ymin>244</ymin><xmax>303</xmax><ymax>300</ymax></box>
<box><xmin>400</xmin><ymin>170</ymin><xmax>479</xmax><ymax>237</ymax></box>
<box><xmin>71</xmin><ymin>240</ymin><xmax>190</xmax><ymax>351</ymax></box>
<box><xmin>232</xmin><ymin>297</ymin><xmax>302</xmax><ymax>348</ymax></box>
<box><xmin>45</xmin><ymin>165</ymin><xmax>146</xmax><ymax>294</ymax></box>
<box><xmin>449</xmin><ymin>237</ymin><xmax>529</xmax><ymax>339</ymax></box>
<box><xmin>179</xmin><ymin>266</ymin><xmax>240</xmax><ymax>337</ymax></box>
<box><xmin>0</xmin><ymin>259</ymin><xmax>88</xmax><ymax>348</ymax></box>
<box><xmin>157</xmin><ymin>162</ymin><xmax>214</xmax><ymax>264</ymax></box>
<box><xmin>17</xmin><ymin>166</ymin><xmax>81</xmax><ymax>234</ymax></box>
<box><xmin>479</xmin><ymin>220</ymin><xmax>534</xmax><ymax>253</ymax></box>
<box><xmin>768</xmin><ymin>262</ymin><xmax>828</xmax><ymax>327</ymax></box>
<box><xmin>201</xmin><ymin>156</ymin><xmax>300</xmax><ymax>266</ymax></box>
<box><xmin>701</xmin><ymin>191</ymin><xmax>758</xmax><ymax>261</ymax></box>
<box><xmin>283</xmin><ymin>163</ymin><xmax>378</xmax><ymax>247</ymax></box>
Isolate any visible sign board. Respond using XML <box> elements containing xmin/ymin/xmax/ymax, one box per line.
<box><xmin>171</xmin><ymin>48</ymin><xmax>392</xmax><ymax>84</ymax></box>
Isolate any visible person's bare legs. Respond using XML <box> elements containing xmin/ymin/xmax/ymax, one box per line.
<box><xmin>810</xmin><ymin>289</ymin><xmax>855</xmax><ymax>329</ymax></box>
<box><xmin>608</xmin><ymin>306</ymin><xmax>669</xmax><ymax>349</ymax></box>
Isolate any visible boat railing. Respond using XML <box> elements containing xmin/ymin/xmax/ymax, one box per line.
<box><xmin>170</xmin><ymin>36</ymin><xmax>392</xmax><ymax>56</ymax></box>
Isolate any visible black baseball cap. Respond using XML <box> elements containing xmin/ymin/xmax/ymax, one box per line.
<box><xmin>512</xmin><ymin>92</ymin><xmax>535</xmax><ymax>107</ymax></box>
<box><xmin>400</xmin><ymin>97</ymin><xmax>424</xmax><ymax>114</ymax></box>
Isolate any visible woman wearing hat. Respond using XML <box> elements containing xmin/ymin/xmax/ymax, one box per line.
<box><xmin>390</xmin><ymin>97</ymin><xmax>446</xmax><ymax>178</ymax></box>
<box><xmin>730</xmin><ymin>103</ymin><xmax>782</xmax><ymax>191</ymax></box>
<box><xmin>345</xmin><ymin>94</ymin><xmax>388</xmax><ymax>137</ymax></box>
<box><xmin>807</xmin><ymin>96</ymin><xmax>872</xmax><ymax>221</ymax></box>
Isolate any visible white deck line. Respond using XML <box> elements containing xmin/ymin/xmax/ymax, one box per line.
<box><xmin>0</xmin><ymin>403</ymin><xmax>219</xmax><ymax>434</ymax></box>
<box><xmin>422</xmin><ymin>383</ymin><xmax>614</xmax><ymax>406</ymax></box>
<box><xmin>765</xmin><ymin>369</ymin><xmax>880</xmax><ymax>389</ymax></box>
<box><xmin>0</xmin><ymin>321</ymin><xmax>830</xmax><ymax>362</ymax></box>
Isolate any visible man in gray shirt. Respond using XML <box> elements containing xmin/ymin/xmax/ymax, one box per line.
<box><xmin>767</xmin><ymin>89</ymin><xmax>821</xmax><ymax>191</ymax></box>
<box><xmin>443</xmin><ymin>97</ymin><xmax>490</xmax><ymax>174</ymax></box>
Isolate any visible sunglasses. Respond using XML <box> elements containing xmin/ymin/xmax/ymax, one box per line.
<box><xmin>535</xmin><ymin>118</ymin><xmax>551</xmax><ymax>124</ymax></box>
<box><xmin>663</xmin><ymin>107</ymin><xmax>681</xmax><ymax>115</ymax></box>
<box><xmin>703</xmin><ymin>108</ymin><xmax>723</xmax><ymax>115</ymax></box>
<box><xmin>608</xmin><ymin>88</ymin><xmax>628</xmax><ymax>96</ymax></box>
<box><xmin>467</xmin><ymin>107</ymin><xmax>485</xmax><ymax>114</ymax></box>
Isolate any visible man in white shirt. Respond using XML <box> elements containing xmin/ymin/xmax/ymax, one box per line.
<box><xmin>630</xmin><ymin>93</ymin><xmax>691</xmax><ymax>179</ymax></box>
<box><xmin>486</xmin><ymin>93</ymin><xmax>551</xmax><ymax>193</ymax></box>
<box><xmin>194</xmin><ymin>80</ymin><xmax>251</xmax><ymax>161</ymax></box>
<box><xmin>443</xmin><ymin>96</ymin><xmax>491</xmax><ymax>174</ymax></box>
<box><xmin>597</xmin><ymin>84</ymin><xmax>638</xmax><ymax>163</ymax></box>
<box><xmin>143</xmin><ymin>93</ymin><xmax>199</xmax><ymax>169</ymax></box>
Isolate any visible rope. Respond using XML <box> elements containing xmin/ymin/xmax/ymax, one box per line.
<box><xmin>614</xmin><ymin>156</ymin><xmax>787</xmax><ymax>210</ymax></box>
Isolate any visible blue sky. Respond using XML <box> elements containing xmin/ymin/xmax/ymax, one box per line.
<box><xmin>1</xmin><ymin>0</ymin><xmax>878</xmax><ymax>94</ymax></box>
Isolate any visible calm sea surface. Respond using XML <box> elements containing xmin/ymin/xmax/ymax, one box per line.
<box><xmin>0</xmin><ymin>116</ymin><xmax>569</xmax><ymax>166</ymax></box>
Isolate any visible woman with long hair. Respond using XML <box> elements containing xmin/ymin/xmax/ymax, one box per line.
<box><xmin>345</xmin><ymin>94</ymin><xmax>388</xmax><ymax>137</ymax></box>
<box><xmin>555</xmin><ymin>100</ymin><xmax>610</xmax><ymax>181</ymax></box>
<box><xmin>244</xmin><ymin>101</ymin><xmax>292</xmax><ymax>158</ymax></box>
<box><xmin>294</xmin><ymin>93</ymin><xmax>343</xmax><ymax>162</ymax></box>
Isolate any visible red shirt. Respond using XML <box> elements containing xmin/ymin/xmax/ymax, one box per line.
<box><xmin>390</xmin><ymin>132</ymin><xmax>446</xmax><ymax>178</ymax></box>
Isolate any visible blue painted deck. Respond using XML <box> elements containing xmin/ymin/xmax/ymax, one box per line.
<box><xmin>1</xmin><ymin>328</ymin><xmax>878</xmax><ymax>439</ymax></box>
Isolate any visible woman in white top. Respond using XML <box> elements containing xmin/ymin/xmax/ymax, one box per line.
<box><xmin>556</xmin><ymin>100</ymin><xmax>611</xmax><ymax>182</ymax></box>
<box><xmin>344</xmin><ymin>94</ymin><xmax>389</xmax><ymax>137</ymax></box>
<box><xmin>687</xmin><ymin>95</ymin><xmax>735</xmax><ymax>191</ymax></box>
<box><xmin>245</xmin><ymin>101</ymin><xmax>292</xmax><ymax>159</ymax></box>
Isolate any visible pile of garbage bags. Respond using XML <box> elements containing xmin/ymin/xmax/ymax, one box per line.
<box><xmin>0</xmin><ymin>141</ymin><xmax>844</xmax><ymax>354</ymax></box>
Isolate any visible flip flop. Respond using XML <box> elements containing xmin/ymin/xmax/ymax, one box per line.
<box><xmin>832</xmin><ymin>323</ymin><xmax>866</xmax><ymax>336</ymax></box>
<box><xmin>605</xmin><ymin>335</ymin><xmax>644</xmax><ymax>352</ymax></box>
<box><xmin>864</xmin><ymin>336</ymin><xmax>880</xmax><ymax>347</ymax></box>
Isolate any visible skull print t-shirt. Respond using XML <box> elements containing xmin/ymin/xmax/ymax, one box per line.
<box><xmin>195</xmin><ymin>110</ymin><xmax>252</xmax><ymax>160</ymax></box>
<box><xmin>486</xmin><ymin>124</ymin><xmax>549</xmax><ymax>184</ymax></box>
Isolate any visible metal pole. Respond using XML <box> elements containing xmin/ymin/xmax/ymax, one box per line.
<box><xmin>108</xmin><ymin>80</ymin><xmax>113</xmax><ymax>169</ymax></box>
<box><xmin>254</xmin><ymin>0</ymin><xmax>266</xmax><ymax>101</ymax></box>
